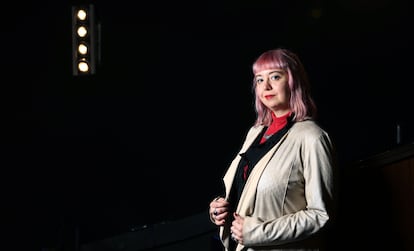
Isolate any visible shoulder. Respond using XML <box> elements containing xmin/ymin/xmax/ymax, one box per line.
<box><xmin>288</xmin><ymin>121</ymin><xmax>336</xmax><ymax>160</ymax></box>
<box><xmin>289</xmin><ymin>120</ymin><xmax>331</xmax><ymax>142</ymax></box>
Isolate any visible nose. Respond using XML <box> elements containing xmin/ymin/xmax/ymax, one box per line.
<box><xmin>264</xmin><ymin>77</ymin><xmax>272</xmax><ymax>89</ymax></box>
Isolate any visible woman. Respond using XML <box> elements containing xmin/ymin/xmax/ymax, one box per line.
<box><xmin>209</xmin><ymin>48</ymin><xmax>337</xmax><ymax>251</ymax></box>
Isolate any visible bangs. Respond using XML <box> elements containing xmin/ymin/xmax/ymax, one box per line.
<box><xmin>253</xmin><ymin>52</ymin><xmax>286</xmax><ymax>74</ymax></box>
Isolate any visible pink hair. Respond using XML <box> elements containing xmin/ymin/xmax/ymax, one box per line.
<box><xmin>252</xmin><ymin>48</ymin><xmax>317</xmax><ymax>126</ymax></box>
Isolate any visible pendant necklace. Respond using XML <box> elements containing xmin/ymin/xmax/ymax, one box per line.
<box><xmin>263</xmin><ymin>133</ymin><xmax>273</xmax><ymax>140</ymax></box>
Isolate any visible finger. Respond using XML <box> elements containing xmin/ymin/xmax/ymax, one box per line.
<box><xmin>215</xmin><ymin>217</ymin><xmax>227</xmax><ymax>226</ymax></box>
<box><xmin>230</xmin><ymin>225</ymin><xmax>239</xmax><ymax>236</ymax></box>
<box><xmin>232</xmin><ymin>217</ymin><xmax>240</xmax><ymax>227</ymax></box>
<box><xmin>213</xmin><ymin>198</ymin><xmax>230</xmax><ymax>207</ymax></box>
<box><xmin>231</xmin><ymin>233</ymin><xmax>238</xmax><ymax>242</ymax></box>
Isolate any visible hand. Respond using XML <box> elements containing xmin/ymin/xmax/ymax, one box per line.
<box><xmin>209</xmin><ymin>196</ymin><xmax>230</xmax><ymax>226</ymax></box>
<box><xmin>230</xmin><ymin>212</ymin><xmax>244</xmax><ymax>244</ymax></box>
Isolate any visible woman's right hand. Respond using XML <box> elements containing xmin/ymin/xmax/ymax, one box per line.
<box><xmin>209</xmin><ymin>197</ymin><xmax>230</xmax><ymax>226</ymax></box>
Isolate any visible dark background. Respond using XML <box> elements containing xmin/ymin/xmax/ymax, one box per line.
<box><xmin>2</xmin><ymin>0</ymin><xmax>413</xmax><ymax>249</ymax></box>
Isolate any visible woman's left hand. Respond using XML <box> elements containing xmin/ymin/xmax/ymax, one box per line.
<box><xmin>230</xmin><ymin>212</ymin><xmax>244</xmax><ymax>244</ymax></box>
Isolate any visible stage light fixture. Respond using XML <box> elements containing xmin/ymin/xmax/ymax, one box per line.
<box><xmin>72</xmin><ymin>4</ymin><xmax>98</xmax><ymax>76</ymax></box>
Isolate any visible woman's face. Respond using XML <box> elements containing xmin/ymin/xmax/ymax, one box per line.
<box><xmin>254</xmin><ymin>69</ymin><xmax>291</xmax><ymax>116</ymax></box>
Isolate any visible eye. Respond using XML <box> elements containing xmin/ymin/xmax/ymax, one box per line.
<box><xmin>269</xmin><ymin>74</ymin><xmax>281</xmax><ymax>81</ymax></box>
<box><xmin>255</xmin><ymin>77</ymin><xmax>264</xmax><ymax>85</ymax></box>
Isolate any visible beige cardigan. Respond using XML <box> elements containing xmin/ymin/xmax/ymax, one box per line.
<box><xmin>220</xmin><ymin>120</ymin><xmax>336</xmax><ymax>251</ymax></box>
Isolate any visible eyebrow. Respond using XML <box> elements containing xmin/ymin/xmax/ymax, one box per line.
<box><xmin>255</xmin><ymin>70</ymin><xmax>284</xmax><ymax>78</ymax></box>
